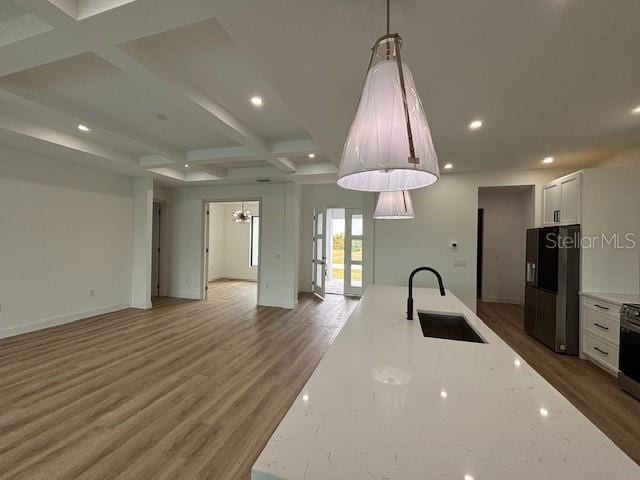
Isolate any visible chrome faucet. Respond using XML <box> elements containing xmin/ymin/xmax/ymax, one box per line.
<box><xmin>407</xmin><ymin>267</ymin><xmax>446</xmax><ymax>320</ymax></box>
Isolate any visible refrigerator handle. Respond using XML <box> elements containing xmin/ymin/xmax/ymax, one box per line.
<box><xmin>526</xmin><ymin>262</ymin><xmax>537</xmax><ymax>284</ymax></box>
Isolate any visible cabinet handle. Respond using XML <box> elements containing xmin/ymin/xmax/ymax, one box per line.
<box><xmin>593</xmin><ymin>346</ymin><xmax>609</xmax><ymax>356</ymax></box>
<box><xmin>594</xmin><ymin>304</ymin><xmax>610</xmax><ymax>311</ymax></box>
<box><xmin>593</xmin><ymin>323</ymin><xmax>609</xmax><ymax>331</ymax></box>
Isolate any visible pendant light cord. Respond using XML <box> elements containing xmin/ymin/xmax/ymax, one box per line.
<box><xmin>385</xmin><ymin>0</ymin><xmax>390</xmax><ymax>59</ymax></box>
<box><xmin>386</xmin><ymin>0</ymin><xmax>390</xmax><ymax>36</ymax></box>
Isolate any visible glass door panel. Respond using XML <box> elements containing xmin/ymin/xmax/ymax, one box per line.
<box><xmin>344</xmin><ymin>208</ymin><xmax>364</xmax><ymax>296</ymax></box>
<box><xmin>312</xmin><ymin>207</ymin><xmax>327</xmax><ymax>298</ymax></box>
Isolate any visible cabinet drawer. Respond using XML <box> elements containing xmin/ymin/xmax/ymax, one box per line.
<box><xmin>582</xmin><ymin>297</ymin><xmax>620</xmax><ymax>319</ymax></box>
<box><xmin>583</xmin><ymin>332</ymin><xmax>619</xmax><ymax>374</ymax></box>
<box><xmin>582</xmin><ymin>308</ymin><xmax>620</xmax><ymax>345</ymax></box>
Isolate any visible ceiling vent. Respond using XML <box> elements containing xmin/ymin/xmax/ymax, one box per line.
<box><xmin>256</xmin><ymin>178</ymin><xmax>271</xmax><ymax>183</ymax></box>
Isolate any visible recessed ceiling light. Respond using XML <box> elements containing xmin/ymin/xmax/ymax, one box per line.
<box><xmin>542</xmin><ymin>156</ymin><xmax>554</xmax><ymax>164</ymax></box>
<box><xmin>440</xmin><ymin>390</ymin><xmax>448</xmax><ymax>398</ymax></box>
<box><xmin>77</xmin><ymin>124</ymin><xmax>90</xmax><ymax>132</ymax></box>
<box><xmin>468</xmin><ymin>119</ymin><xmax>483</xmax><ymax>130</ymax></box>
<box><xmin>184</xmin><ymin>163</ymin><xmax>190</xmax><ymax>168</ymax></box>
<box><xmin>302</xmin><ymin>394</ymin><xmax>309</xmax><ymax>402</ymax></box>
<box><xmin>444</xmin><ymin>163</ymin><xmax>453</xmax><ymax>169</ymax></box>
<box><xmin>250</xmin><ymin>96</ymin><xmax>263</xmax><ymax>107</ymax></box>
<box><xmin>308</xmin><ymin>153</ymin><xmax>316</xmax><ymax>159</ymax></box>
<box><xmin>464</xmin><ymin>475</ymin><xmax>475</xmax><ymax>480</ymax></box>
<box><xmin>514</xmin><ymin>358</ymin><xmax>521</xmax><ymax>367</ymax></box>
<box><xmin>633</xmin><ymin>105</ymin><xmax>640</xmax><ymax>114</ymax></box>
<box><xmin>539</xmin><ymin>407</ymin><xmax>549</xmax><ymax>417</ymax></box>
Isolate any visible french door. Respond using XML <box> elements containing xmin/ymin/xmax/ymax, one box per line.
<box><xmin>344</xmin><ymin>208</ymin><xmax>364</xmax><ymax>296</ymax></box>
<box><xmin>312</xmin><ymin>207</ymin><xmax>327</xmax><ymax>298</ymax></box>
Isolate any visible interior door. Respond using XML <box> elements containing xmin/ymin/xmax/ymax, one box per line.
<box><xmin>344</xmin><ymin>208</ymin><xmax>364</xmax><ymax>296</ymax></box>
<box><xmin>151</xmin><ymin>202</ymin><xmax>161</xmax><ymax>297</ymax></box>
<box><xmin>312</xmin><ymin>207</ymin><xmax>327</xmax><ymax>298</ymax></box>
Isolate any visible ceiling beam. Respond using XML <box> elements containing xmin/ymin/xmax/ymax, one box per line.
<box><xmin>94</xmin><ymin>44</ymin><xmax>297</xmax><ymax>173</ymax></box>
<box><xmin>186</xmin><ymin>146</ymin><xmax>259</xmax><ymax>165</ymax></box>
<box><xmin>0</xmin><ymin>82</ymin><xmax>186</xmax><ymax>163</ymax></box>
<box><xmin>269</xmin><ymin>139</ymin><xmax>318</xmax><ymax>156</ymax></box>
<box><xmin>0</xmin><ymin>112</ymin><xmax>138</xmax><ymax>168</ymax></box>
<box><xmin>12</xmin><ymin>0</ymin><xmax>77</xmax><ymax>28</ymax></box>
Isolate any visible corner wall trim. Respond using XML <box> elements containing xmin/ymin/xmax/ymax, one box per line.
<box><xmin>131</xmin><ymin>302</ymin><xmax>153</xmax><ymax>310</ymax></box>
<box><xmin>0</xmin><ymin>303</ymin><xmax>130</xmax><ymax>339</ymax></box>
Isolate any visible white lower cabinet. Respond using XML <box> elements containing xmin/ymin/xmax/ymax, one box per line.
<box><xmin>580</xmin><ymin>295</ymin><xmax>620</xmax><ymax>375</ymax></box>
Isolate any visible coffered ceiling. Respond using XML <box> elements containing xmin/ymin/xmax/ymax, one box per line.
<box><xmin>0</xmin><ymin>0</ymin><xmax>639</xmax><ymax>186</ymax></box>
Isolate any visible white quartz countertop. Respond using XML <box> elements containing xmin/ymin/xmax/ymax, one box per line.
<box><xmin>580</xmin><ymin>291</ymin><xmax>640</xmax><ymax>306</ymax></box>
<box><xmin>252</xmin><ymin>285</ymin><xmax>639</xmax><ymax>480</ymax></box>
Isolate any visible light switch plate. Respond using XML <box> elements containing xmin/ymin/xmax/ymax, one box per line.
<box><xmin>453</xmin><ymin>259</ymin><xmax>467</xmax><ymax>267</ymax></box>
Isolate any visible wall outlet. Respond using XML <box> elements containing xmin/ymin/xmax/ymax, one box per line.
<box><xmin>89</xmin><ymin>288</ymin><xmax>96</xmax><ymax>297</ymax></box>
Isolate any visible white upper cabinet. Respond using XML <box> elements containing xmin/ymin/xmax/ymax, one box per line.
<box><xmin>542</xmin><ymin>182</ymin><xmax>560</xmax><ymax>225</ymax></box>
<box><xmin>542</xmin><ymin>171</ymin><xmax>582</xmax><ymax>226</ymax></box>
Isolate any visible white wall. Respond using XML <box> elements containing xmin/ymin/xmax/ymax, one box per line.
<box><xmin>373</xmin><ymin>168</ymin><xmax>570</xmax><ymax>310</ymax></box>
<box><xmin>581</xmin><ymin>165</ymin><xmax>640</xmax><ymax>294</ymax></box>
<box><xmin>298</xmin><ymin>184</ymin><xmax>375</xmax><ymax>292</ymax></box>
<box><xmin>166</xmin><ymin>182</ymin><xmax>298</xmax><ymax>308</ymax></box>
<box><xmin>0</xmin><ymin>146</ymin><xmax>134</xmax><ymax>338</ymax></box>
<box><xmin>207</xmin><ymin>201</ymin><xmax>259</xmax><ymax>282</ymax></box>
<box><xmin>478</xmin><ymin>188</ymin><xmax>533</xmax><ymax>304</ymax></box>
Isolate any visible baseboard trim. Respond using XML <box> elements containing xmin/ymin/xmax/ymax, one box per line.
<box><xmin>258</xmin><ymin>300</ymin><xmax>295</xmax><ymax>310</ymax></box>
<box><xmin>0</xmin><ymin>303</ymin><xmax>130</xmax><ymax>339</ymax></box>
<box><xmin>131</xmin><ymin>302</ymin><xmax>153</xmax><ymax>310</ymax></box>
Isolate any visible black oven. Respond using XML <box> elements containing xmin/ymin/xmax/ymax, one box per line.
<box><xmin>619</xmin><ymin>304</ymin><xmax>640</xmax><ymax>400</ymax></box>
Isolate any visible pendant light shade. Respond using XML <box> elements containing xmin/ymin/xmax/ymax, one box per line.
<box><xmin>337</xmin><ymin>35</ymin><xmax>439</xmax><ymax>192</ymax></box>
<box><xmin>374</xmin><ymin>190</ymin><xmax>415</xmax><ymax>219</ymax></box>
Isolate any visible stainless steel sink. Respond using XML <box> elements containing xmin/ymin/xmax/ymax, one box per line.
<box><xmin>417</xmin><ymin>312</ymin><xmax>486</xmax><ymax>343</ymax></box>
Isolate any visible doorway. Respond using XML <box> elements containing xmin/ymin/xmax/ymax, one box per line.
<box><xmin>312</xmin><ymin>207</ymin><xmax>364</xmax><ymax>298</ymax></box>
<box><xmin>477</xmin><ymin>186</ymin><xmax>534</xmax><ymax>306</ymax></box>
<box><xmin>204</xmin><ymin>200</ymin><xmax>261</xmax><ymax>304</ymax></box>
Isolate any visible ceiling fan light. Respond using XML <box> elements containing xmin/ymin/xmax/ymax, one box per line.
<box><xmin>338</xmin><ymin>58</ymin><xmax>439</xmax><ymax>192</ymax></box>
<box><xmin>374</xmin><ymin>190</ymin><xmax>415</xmax><ymax>219</ymax></box>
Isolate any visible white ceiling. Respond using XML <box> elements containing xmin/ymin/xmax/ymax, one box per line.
<box><xmin>0</xmin><ymin>0</ymin><xmax>639</xmax><ymax>187</ymax></box>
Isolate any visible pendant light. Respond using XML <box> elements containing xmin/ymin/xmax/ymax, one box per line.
<box><xmin>374</xmin><ymin>190</ymin><xmax>414</xmax><ymax>219</ymax></box>
<box><xmin>232</xmin><ymin>202</ymin><xmax>252</xmax><ymax>223</ymax></box>
<box><xmin>337</xmin><ymin>0</ymin><xmax>439</xmax><ymax>192</ymax></box>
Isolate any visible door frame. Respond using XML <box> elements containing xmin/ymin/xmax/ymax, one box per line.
<box><xmin>151</xmin><ymin>198</ymin><xmax>167</xmax><ymax>299</ymax></box>
<box><xmin>201</xmin><ymin>198</ymin><xmax>263</xmax><ymax>303</ymax></box>
<box><xmin>312</xmin><ymin>204</ymin><xmax>367</xmax><ymax>298</ymax></box>
<box><xmin>477</xmin><ymin>208</ymin><xmax>484</xmax><ymax>300</ymax></box>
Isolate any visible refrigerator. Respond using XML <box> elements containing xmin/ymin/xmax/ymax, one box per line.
<box><xmin>524</xmin><ymin>225</ymin><xmax>580</xmax><ymax>354</ymax></box>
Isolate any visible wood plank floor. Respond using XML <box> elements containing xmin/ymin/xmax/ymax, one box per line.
<box><xmin>0</xmin><ymin>280</ymin><xmax>359</xmax><ymax>480</ymax></box>
<box><xmin>477</xmin><ymin>301</ymin><xmax>640</xmax><ymax>465</ymax></box>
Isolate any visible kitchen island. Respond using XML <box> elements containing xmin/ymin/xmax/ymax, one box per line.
<box><xmin>252</xmin><ymin>285</ymin><xmax>639</xmax><ymax>479</ymax></box>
